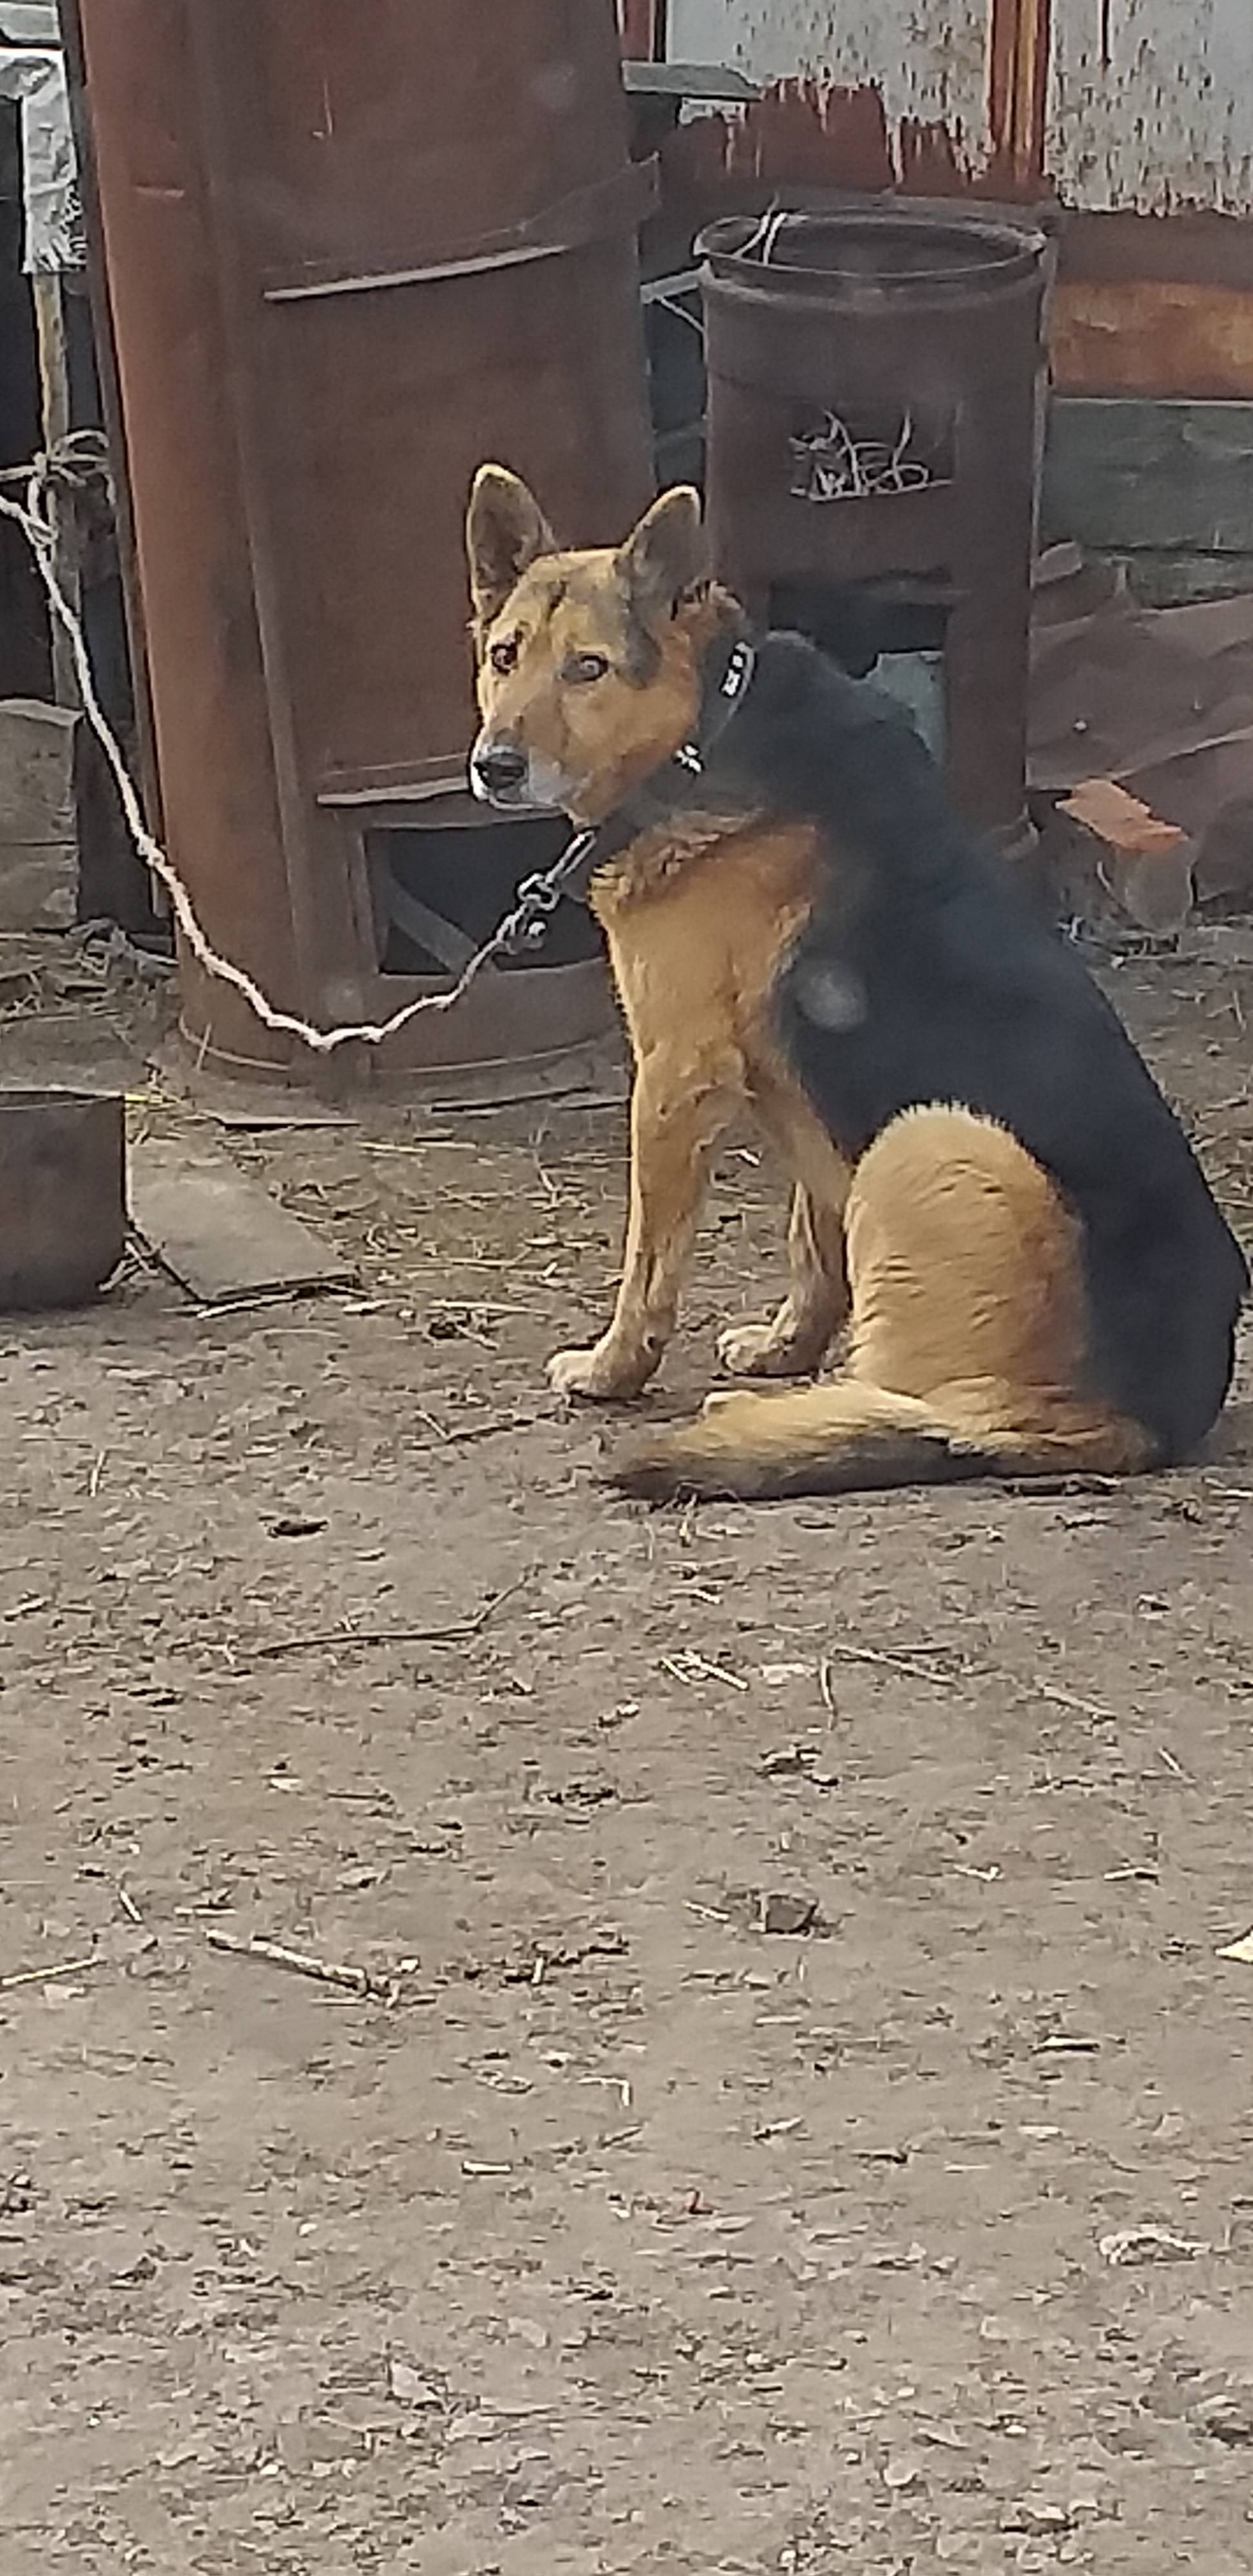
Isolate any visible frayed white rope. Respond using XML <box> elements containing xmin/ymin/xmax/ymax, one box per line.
<box><xmin>0</xmin><ymin>455</ymin><xmax>526</xmax><ymax>1054</ymax></box>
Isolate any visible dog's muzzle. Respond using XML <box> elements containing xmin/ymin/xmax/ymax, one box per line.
<box><xmin>470</xmin><ymin>737</ymin><xmax>571</xmax><ymax>814</ymax></box>
<box><xmin>470</xmin><ymin>740</ymin><xmax>529</xmax><ymax>805</ymax></box>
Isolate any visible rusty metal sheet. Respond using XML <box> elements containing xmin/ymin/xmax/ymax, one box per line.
<box><xmin>75</xmin><ymin>0</ymin><xmax>651</xmax><ymax>1084</ymax></box>
<box><xmin>1053</xmin><ymin>211</ymin><xmax>1253</xmax><ymax>398</ymax></box>
<box><xmin>1029</xmin><ymin>580</ymin><xmax>1253</xmax><ymax>909</ymax></box>
<box><xmin>1053</xmin><ymin>278</ymin><xmax>1253</xmax><ymax>398</ymax></box>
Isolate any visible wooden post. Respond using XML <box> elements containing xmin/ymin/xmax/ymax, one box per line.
<box><xmin>619</xmin><ymin>2</ymin><xmax>665</xmax><ymax>60</ymax></box>
<box><xmin>987</xmin><ymin>0</ymin><xmax>1052</xmax><ymax>193</ymax></box>
<box><xmin>31</xmin><ymin>272</ymin><xmax>79</xmax><ymax>708</ymax></box>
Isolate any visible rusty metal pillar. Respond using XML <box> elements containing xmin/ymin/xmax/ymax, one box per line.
<box><xmin>73</xmin><ymin>0</ymin><xmax>654</xmax><ymax>1086</ymax></box>
<box><xmin>75</xmin><ymin>0</ymin><xmax>301</xmax><ymax>1070</ymax></box>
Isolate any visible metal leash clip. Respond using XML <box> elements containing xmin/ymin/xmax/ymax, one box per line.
<box><xmin>499</xmin><ymin>853</ymin><xmax>584</xmax><ymax>957</ymax></box>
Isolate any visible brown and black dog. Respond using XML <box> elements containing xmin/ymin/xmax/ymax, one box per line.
<box><xmin>466</xmin><ymin>464</ymin><xmax>1248</xmax><ymax>1501</ymax></box>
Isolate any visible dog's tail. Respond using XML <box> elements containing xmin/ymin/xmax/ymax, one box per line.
<box><xmin>605</xmin><ymin>1378</ymin><xmax>1151</xmax><ymax>1504</ymax></box>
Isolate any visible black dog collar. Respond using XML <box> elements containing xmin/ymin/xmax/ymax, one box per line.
<box><xmin>501</xmin><ymin>628</ymin><xmax>758</xmax><ymax>945</ymax></box>
<box><xmin>571</xmin><ymin>627</ymin><xmax>757</xmax><ymax>894</ymax></box>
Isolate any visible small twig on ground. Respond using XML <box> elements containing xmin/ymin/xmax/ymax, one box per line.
<box><xmin>414</xmin><ymin>1406</ymin><xmax>454</xmax><ymax>1444</ymax></box>
<box><xmin>0</xmin><ymin>1954</ymin><xmax>103</xmax><ymax>1994</ymax></box>
<box><xmin>660</xmin><ymin>1649</ymin><xmax>749</xmax><ymax>1693</ymax></box>
<box><xmin>1001</xmin><ymin>1472</ymin><xmax>1127</xmax><ymax>1496</ymax></box>
<box><xmin>414</xmin><ymin>1409</ymin><xmax>543</xmax><ymax>1450</ymax></box>
<box><xmin>823</xmin><ymin>1634</ymin><xmax>1114</xmax><ymax>1723</ymax></box>
<box><xmin>1035</xmin><ymin>1680</ymin><xmax>1117</xmax><ymax>1723</ymax></box>
<box><xmin>823</xmin><ymin>1636</ymin><xmax>962</xmax><ymax>1692</ymax></box>
<box><xmin>206</xmin><ymin>1928</ymin><xmax>397</xmax><ymax>2001</ymax></box>
<box><xmin>249</xmin><ymin>1569</ymin><xmax>534</xmax><ymax>1663</ymax></box>
<box><xmin>818</xmin><ymin>1656</ymin><xmax>838</xmax><ymax>1718</ymax></box>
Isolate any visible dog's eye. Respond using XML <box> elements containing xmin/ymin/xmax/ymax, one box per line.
<box><xmin>489</xmin><ymin>637</ymin><xmax>519</xmax><ymax>676</ymax></box>
<box><xmin>566</xmin><ymin>652</ymin><xmax>610</xmax><ymax>684</ymax></box>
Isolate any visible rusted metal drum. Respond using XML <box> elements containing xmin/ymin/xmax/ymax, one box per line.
<box><xmin>698</xmin><ymin>209</ymin><xmax>1051</xmax><ymax>858</ymax></box>
<box><xmin>0</xmin><ymin>1090</ymin><xmax>126</xmax><ymax>1309</ymax></box>
<box><xmin>72</xmin><ymin>1</ymin><xmax>653</xmax><ymax>1088</ymax></box>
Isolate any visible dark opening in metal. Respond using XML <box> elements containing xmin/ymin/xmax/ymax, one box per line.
<box><xmin>770</xmin><ymin>574</ymin><xmax>952</xmax><ymax>765</ymax></box>
<box><xmin>368</xmin><ymin>815</ymin><xmax>600</xmax><ymax>980</ymax></box>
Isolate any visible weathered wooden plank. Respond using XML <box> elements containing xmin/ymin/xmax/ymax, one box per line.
<box><xmin>129</xmin><ymin>1136</ymin><xmax>354</xmax><ymax>1304</ymax></box>
<box><xmin>1102</xmin><ymin>549</ymin><xmax>1253</xmax><ymax>608</ymax></box>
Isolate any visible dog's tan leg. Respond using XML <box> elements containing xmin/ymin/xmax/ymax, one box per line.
<box><xmin>718</xmin><ymin>1180</ymin><xmax>850</xmax><ymax>1379</ymax></box>
<box><xmin>548</xmin><ymin>1051</ymin><xmax>738</xmax><ymax>1401</ymax></box>
<box><xmin>717</xmin><ymin>1079</ymin><xmax>852</xmax><ymax>1379</ymax></box>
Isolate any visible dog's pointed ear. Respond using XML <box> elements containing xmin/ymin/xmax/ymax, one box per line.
<box><xmin>617</xmin><ymin>486</ymin><xmax>708</xmax><ymax>626</ymax></box>
<box><xmin>466</xmin><ymin>465</ymin><xmax>557</xmax><ymax>629</ymax></box>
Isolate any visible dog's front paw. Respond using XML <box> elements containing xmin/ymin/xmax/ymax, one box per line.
<box><xmin>717</xmin><ymin>1318</ymin><xmax>811</xmax><ymax>1379</ymax></box>
<box><xmin>718</xmin><ymin>1318</ymin><xmax>779</xmax><ymax>1378</ymax></box>
<box><xmin>548</xmin><ymin>1340</ymin><xmax>653</xmax><ymax>1403</ymax></box>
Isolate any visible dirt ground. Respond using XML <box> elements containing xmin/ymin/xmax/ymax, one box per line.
<box><xmin>2</xmin><ymin>934</ymin><xmax>1252</xmax><ymax>2576</ymax></box>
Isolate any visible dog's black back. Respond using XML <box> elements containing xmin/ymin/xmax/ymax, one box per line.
<box><xmin>705</xmin><ymin>633</ymin><xmax>1248</xmax><ymax>1461</ymax></box>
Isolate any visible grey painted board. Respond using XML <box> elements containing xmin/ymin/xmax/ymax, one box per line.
<box><xmin>1042</xmin><ymin>399</ymin><xmax>1253</xmax><ymax>558</ymax></box>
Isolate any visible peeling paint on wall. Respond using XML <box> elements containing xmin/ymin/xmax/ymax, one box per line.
<box><xmin>669</xmin><ymin>0</ymin><xmax>989</xmax><ymax>151</ymax></box>
<box><xmin>1049</xmin><ymin>0</ymin><xmax>1253</xmax><ymax>214</ymax></box>
<box><xmin>669</xmin><ymin>0</ymin><xmax>1253</xmax><ymax>214</ymax></box>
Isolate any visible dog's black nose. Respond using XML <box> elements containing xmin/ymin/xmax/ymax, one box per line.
<box><xmin>472</xmin><ymin>743</ymin><xmax>528</xmax><ymax>799</ymax></box>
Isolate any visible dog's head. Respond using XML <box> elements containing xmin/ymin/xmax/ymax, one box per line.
<box><xmin>466</xmin><ymin>466</ymin><xmax>720</xmax><ymax>825</ymax></box>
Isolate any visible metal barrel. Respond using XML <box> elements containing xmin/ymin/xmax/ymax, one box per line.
<box><xmin>698</xmin><ymin>208</ymin><xmax>1051</xmax><ymax>853</ymax></box>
